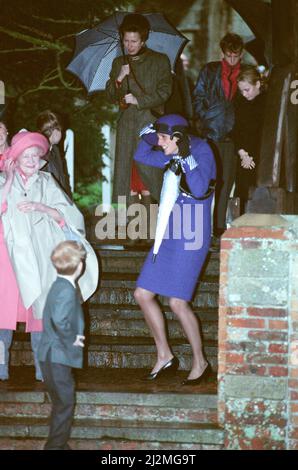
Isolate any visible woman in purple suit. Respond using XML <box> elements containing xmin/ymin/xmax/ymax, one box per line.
<box><xmin>134</xmin><ymin>114</ymin><xmax>216</xmax><ymax>385</ymax></box>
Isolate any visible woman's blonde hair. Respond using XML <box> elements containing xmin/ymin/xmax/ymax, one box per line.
<box><xmin>51</xmin><ymin>241</ymin><xmax>86</xmax><ymax>275</ymax></box>
<box><xmin>237</xmin><ymin>64</ymin><xmax>262</xmax><ymax>85</ymax></box>
<box><xmin>237</xmin><ymin>64</ymin><xmax>268</xmax><ymax>92</ymax></box>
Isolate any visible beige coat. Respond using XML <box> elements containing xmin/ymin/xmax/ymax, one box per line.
<box><xmin>0</xmin><ymin>171</ymin><xmax>98</xmax><ymax>319</ymax></box>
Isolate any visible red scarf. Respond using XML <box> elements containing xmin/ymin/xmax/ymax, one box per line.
<box><xmin>221</xmin><ymin>59</ymin><xmax>240</xmax><ymax>100</ymax></box>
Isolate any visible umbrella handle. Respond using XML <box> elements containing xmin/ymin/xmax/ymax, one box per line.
<box><xmin>116</xmin><ymin>14</ymin><xmax>131</xmax><ymax>94</ymax></box>
<box><xmin>120</xmin><ymin>51</ymin><xmax>130</xmax><ymax>92</ymax></box>
<box><xmin>125</xmin><ymin>75</ymin><xmax>131</xmax><ymax>93</ymax></box>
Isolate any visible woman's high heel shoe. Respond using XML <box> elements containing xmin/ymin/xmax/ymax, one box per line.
<box><xmin>143</xmin><ymin>356</ymin><xmax>179</xmax><ymax>381</ymax></box>
<box><xmin>181</xmin><ymin>363</ymin><xmax>212</xmax><ymax>386</ymax></box>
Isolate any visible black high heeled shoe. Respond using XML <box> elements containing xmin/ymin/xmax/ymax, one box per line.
<box><xmin>143</xmin><ymin>356</ymin><xmax>179</xmax><ymax>381</ymax></box>
<box><xmin>181</xmin><ymin>363</ymin><xmax>212</xmax><ymax>386</ymax></box>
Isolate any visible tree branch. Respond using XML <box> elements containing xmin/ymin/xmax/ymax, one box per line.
<box><xmin>16</xmin><ymin>23</ymin><xmax>53</xmax><ymax>40</ymax></box>
<box><xmin>58</xmin><ymin>33</ymin><xmax>76</xmax><ymax>41</ymax></box>
<box><xmin>0</xmin><ymin>47</ymin><xmax>45</xmax><ymax>53</ymax></box>
<box><xmin>20</xmin><ymin>84</ymin><xmax>80</xmax><ymax>99</ymax></box>
<box><xmin>41</xmin><ymin>72</ymin><xmax>60</xmax><ymax>85</ymax></box>
<box><xmin>32</xmin><ymin>15</ymin><xmax>87</xmax><ymax>25</ymax></box>
<box><xmin>0</xmin><ymin>26</ymin><xmax>70</xmax><ymax>52</ymax></box>
<box><xmin>56</xmin><ymin>52</ymin><xmax>81</xmax><ymax>90</ymax></box>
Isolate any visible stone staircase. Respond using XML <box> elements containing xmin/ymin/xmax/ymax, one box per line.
<box><xmin>0</xmin><ymin>245</ymin><xmax>224</xmax><ymax>450</ymax></box>
<box><xmin>87</xmin><ymin>248</ymin><xmax>219</xmax><ymax>371</ymax></box>
<box><xmin>0</xmin><ymin>368</ymin><xmax>223</xmax><ymax>450</ymax></box>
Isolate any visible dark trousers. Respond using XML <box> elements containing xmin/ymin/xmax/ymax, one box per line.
<box><xmin>40</xmin><ymin>352</ymin><xmax>75</xmax><ymax>450</ymax></box>
<box><xmin>210</xmin><ymin>140</ymin><xmax>237</xmax><ymax>233</ymax></box>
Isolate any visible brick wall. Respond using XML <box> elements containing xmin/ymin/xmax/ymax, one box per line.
<box><xmin>218</xmin><ymin>214</ymin><xmax>298</xmax><ymax>450</ymax></box>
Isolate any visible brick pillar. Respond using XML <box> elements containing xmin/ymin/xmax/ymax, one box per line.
<box><xmin>218</xmin><ymin>214</ymin><xmax>298</xmax><ymax>450</ymax></box>
<box><xmin>289</xmin><ymin>248</ymin><xmax>298</xmax><ymax>448</ymax></box>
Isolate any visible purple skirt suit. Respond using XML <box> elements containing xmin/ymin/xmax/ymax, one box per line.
<box><xmin>134</xmin><ymin>137</ymin><xmax>216</xmax><ymax>301</ymax></box>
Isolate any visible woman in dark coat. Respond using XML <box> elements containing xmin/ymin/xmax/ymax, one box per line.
<box><xmin>134</xmin><ymin>114</ymin><xmax>216</xmax><ymax>385</ymax></box>
<box><xmin>37</xmin><ymin>110</ymin><xmax>72</xmax><ymax>198</ymax></box>
<box><xmin>105</xmin><ymin>13</ymin><xmax>172</xmax><ymax>208</ymax></box>
<box><xmin>233</xmin><ymin>65</ymin><xmax>267</xmax><ymax>213</ymax></box>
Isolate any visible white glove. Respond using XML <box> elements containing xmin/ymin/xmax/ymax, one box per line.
<box><xmin>139</xmin><ymin>123</ymin><xmax>155</xmax><ymax>138</ymax></box>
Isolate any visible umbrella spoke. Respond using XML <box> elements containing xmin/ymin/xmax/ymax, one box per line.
<box><xmin>88</xmin><ymin>39</ymin><xmax>115</xmax><ymax>47</ymax></box>
<box><xmin>95</xmin><ymin>27</ymin><xmax>119</xmax><ymax>40</ymax></box>
<box><xmin>102</xmin><ymin>42</ymin><xmax>119</xmax><ymax>57</ymax></box>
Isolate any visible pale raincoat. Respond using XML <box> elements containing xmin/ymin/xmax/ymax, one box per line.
<box><xmin>0</xmin><ymin>171</ymin><xmax>98</xmax><ymax>320</ymax></box>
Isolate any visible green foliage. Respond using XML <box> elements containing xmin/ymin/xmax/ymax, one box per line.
<box><xmin>73</xmin><ymin>181</ymin><xmax>102</xmax><ymax>212</ymax></box>
<box><xmin>1</xmin><ymin>0</ymin><xmax>138</xmax><ymax>198</ymax></box>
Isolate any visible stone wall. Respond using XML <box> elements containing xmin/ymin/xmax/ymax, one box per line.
<box><xmin>218</xmin><ymin>214</ymin><xmax>298</xmax><ymax>450</ymax></box>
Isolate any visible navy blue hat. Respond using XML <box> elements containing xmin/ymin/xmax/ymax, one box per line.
<box><xmin>140</xmin><ymin>114</ymin><xmax>189</xmax><ymax>145</ymax></box>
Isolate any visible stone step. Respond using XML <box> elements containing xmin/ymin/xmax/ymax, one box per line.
<box><xmin>15</xmin><ymin>306</ymin><xmax>218</xmax><ymax>341</ymax></box>
<box><xmin>0</xmin><ymin>367</ymin><xmax>223</xmax><ymax>450</ymax></box>
<box><xmin>0</xmin><ymin>417</ymin><xmax>224</xmax><ymax>447</ymax></box>
<box><xmin>0</xmin><ymin>368</ymin><xmax>222</xmax><ymax>449</ymax></box>
<box><xmin>97</xmin><ymin>248</ymin><xmax>219</xmax><ymax>276</ymax></box>
<box><xmin>100</xmin><ymin>272</ymin><xmax>219</xmax><ymax>285</ymax></box>
<box><xmin>0</xmin><ymin>389</ymin><xmax>218</xmax><ymax>424</ymax></box>
<box><xmin>89</xmin><ymin>305</ymin><xmax>218</xmax><ymax>341</ymax></box>
<box><xmin>87</xmin><ymin>337</ymin><xmax>218</xmax><ymax>370</ymax></box>
<box><xmin>92</xmin><ymin>289</ymin><xmax>219</xmax><ymax>309</ymax></box>
<box><xmin>0</xmin><ymin>437</ymin><xmax>223</xmax><ymax>450</ymax></box>
<box><xmin>91</xmin><ymin>275</ymin><xmax>219</xmax><ymax>309</ymax></box>
<box><xmin>10</xmin><ymin>336</ymin><xmax>218</xmax><ymax>370</ymax></box>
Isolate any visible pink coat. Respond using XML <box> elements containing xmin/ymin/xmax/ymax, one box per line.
<box><xmin>0</xmin><ymin>217</ymin><xmax>42</xmax><ymax>331</ymax></box>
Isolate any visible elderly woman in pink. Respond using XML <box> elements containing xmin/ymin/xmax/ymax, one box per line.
<box><xmin>0</xmin><ymin>131</ymin><xmax>98</xmax><ymax>381</ymax></box>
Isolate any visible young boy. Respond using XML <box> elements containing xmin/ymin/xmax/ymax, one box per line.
<box><xmin>38</xmin><ymin>241</ymin><xmax>87</xmax><ymax>450</ymax></box>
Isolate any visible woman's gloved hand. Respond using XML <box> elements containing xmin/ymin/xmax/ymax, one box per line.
<box><xmin>173</xmin><ymin>132</ymin><xmax>190</xmax><ymax>158</ymax></box>
<box><xmin>167</xmin><ymin>158</ymin><xmax>182</xmax><ymax>175</ymax></box>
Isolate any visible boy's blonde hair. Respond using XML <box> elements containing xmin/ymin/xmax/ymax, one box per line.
<box><xmin>51</xmin><ymin>241</ymin><xmax>86</xmax><ymax>275</ymax></box>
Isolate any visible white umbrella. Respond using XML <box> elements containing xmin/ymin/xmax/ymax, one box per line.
<box><xmin>152</xmin><ymin>159</ymin><xmax>182</xmax><ymax>262</ymax></box>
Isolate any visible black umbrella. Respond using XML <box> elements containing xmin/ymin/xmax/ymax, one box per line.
<box><xmin>67</xmin><ymin>12</ymin><xmax>188</xmax><ymax>93</ymax></box>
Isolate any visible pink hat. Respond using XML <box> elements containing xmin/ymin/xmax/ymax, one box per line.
<box><xmin>0</xmin><ymin>131</ymin><xmax>49</xmax><ymax>170</ymax></box>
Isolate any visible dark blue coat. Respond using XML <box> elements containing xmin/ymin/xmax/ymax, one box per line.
<box><xmin>38</xmin><ymin>277</ymin><xmax>84</xmax><ymax>369</ymax></box>
<box><xmin>193</xmin><ymin>61</ymin><xmax>235</xmax><ymax>142</ymax></box>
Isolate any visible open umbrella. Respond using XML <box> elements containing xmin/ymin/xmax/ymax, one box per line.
<box><xmin>67</xmin><ymin>12</ymin><xmax>188</xmax><ymax>94</ymax></box>
<box><xmin>152</xmin><ymin>158</ymin><xmax>182</xmax><ymax>262</ymax></box>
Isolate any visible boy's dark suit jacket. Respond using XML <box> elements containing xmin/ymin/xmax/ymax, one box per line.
<box><xmin>38</xmin><ymin>277</ymin><xmax>84</xmax><ymax>369</ymax></box>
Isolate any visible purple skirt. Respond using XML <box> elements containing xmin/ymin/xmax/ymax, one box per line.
<box><xmin>136</xmin><ymin>196</ymin><xmax>212</xmax><ymax>301</ymax></box>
